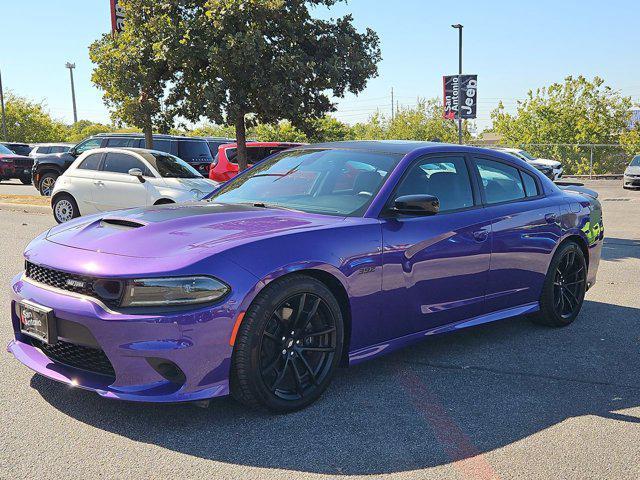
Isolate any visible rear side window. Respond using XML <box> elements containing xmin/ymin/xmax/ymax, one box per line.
<box><xmin>49</xmin><ymin>146</ymin><xmax>69</xmax><ymax>153</ymax></box>
<box><xmin>178</xmin><ymin>140</ymin><xmax>212</xmax><ymax>161</ymax></box>
<box><xmin>522</xmin><ymin>171</ymin><xmax>539</xmax><ymax>197</ymax></box>
<box><xmin>102</xmin><ymin>153</ymin><xmax>148</xmax><ymax>175</ymax></box>
<box><xmin>78</xmin><ymin>153</ymin><xmax>102</xmax><ymax>170</ymax></box>
<box><xmin>476</xmin><ymin>158</ymin><xmax>525</xmax><ymax>204</ymax></box>
<box><xmin>395</xmin><ymin>156</ymin><xmax>474</xmax><ymax>212</ymax></box>
<box><xmin>106</xmin><ymin>138</ymin><xmax>139</xmax><ymax>148</ymax></box>
<box><xmin>38</xmin><ymin>147</ymin><xmax>51</xmax><ymax>154</ymax></box>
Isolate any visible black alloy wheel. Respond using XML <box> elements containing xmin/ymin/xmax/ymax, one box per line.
<box><xmin>259</xmin><ymin>292</ymin><xmax>338</xmax><ymax>402</ymax></box>
<box><xmin>231</xmin><ymin>274</ymin><xmax>344</xmax><ymax>412</ymax></box>
<box><xmin>533</xmin><ymin>241</ymin><xmax>587</xmax><ymax>327</ymax></box>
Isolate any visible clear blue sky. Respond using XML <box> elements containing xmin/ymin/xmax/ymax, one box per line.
<box><xmin>2</xmin><ymin>0</ymin><xmax>639</xmax><ymax>132</ymax></box>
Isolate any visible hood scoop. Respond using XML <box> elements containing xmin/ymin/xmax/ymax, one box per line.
<box><xmin>100</xmin><ymin>217</ymin><xmax>148</xmax><ymax>230</ymax></box>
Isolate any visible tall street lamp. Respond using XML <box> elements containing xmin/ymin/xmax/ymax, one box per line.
<box><xmin>65</xmin><ymin>62</ymin><xmax>78</xmax><ymax>124</ymax></box>
<box><xmin>451</xmin><ymin>24</ymin><xmax>463</xmax><ymax>145</ymax></box>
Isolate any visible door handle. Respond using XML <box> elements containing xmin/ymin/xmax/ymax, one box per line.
<box><xmin>545</xmin><ymin>213</ymin><xmax>558</xmax><ymax>224</ymax></box>
<box><xmin>473</xmin><ymin>230</ymin><xmax>489</xmax><ymax>242</ymax></box>
<box><xmin>94</xmin><ymin>180</ymin><xmax>104</xmax><ymax>186</ymax></box>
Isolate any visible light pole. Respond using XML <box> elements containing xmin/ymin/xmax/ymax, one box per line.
<box><xmin>451</xmin><ymin>24</ymin><xmax>463</xmax><ymax>145</ymax></box>
<box><xmin>65</xmin><ymin>62</ymin><xmax>78</xmax><ymax>124</ymax></box>
<box><xmin>0</xmin><ymin>68</ymin><xmax>7</xmax><ymax>140</ymax></box>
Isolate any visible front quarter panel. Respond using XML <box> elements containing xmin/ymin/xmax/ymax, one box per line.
<box><xmin>227</xmin><ymin>218</ymin><xmax>384</xmax><ymax>351</ymax></box>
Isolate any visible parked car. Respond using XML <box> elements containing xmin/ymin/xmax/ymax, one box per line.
<box><xmin>203</xmin><ymin>137</ymin><xmax>235</xmax><ymax>157</ymax></box>
<box><xmin>50</xmin><ymin>148</ymin><xmax>218</xmax><ymax>223</ymax></box>
<box><xmin>494</xmin><ymin>147</ymin><xmax>564</xmax><ymax>180</ymax></box>
<box><xmin>209</xmin><ymin>141</ymin><xmax>304</xmax><ymax>182</ymax></box>
<box><xmin>30</xmin><ymin>143</ymin><xmax>73</xmax><ymax>157</ymax></box>
<box><xmin>1</xmin><ymin>142</ymin><xmax>33</xmax><ymax>157</ymax></box>
<box><xmin>623</xmin><ymin>155</ymin><xmax>640</xmax><ymax>189</ymax></box>
<box><xmin>0</xmin><ymin>143</ymin><xmax>34</xmax><ymax>184</ymax></box>
<box><xmin>32</xmin><ymin>133</ymin><xmax>213</xmax><ymax>196</ymax></box>
<box><xmin>8</xmin><ymin>141</ymin><xmax>603</xmax><ymax>412</ymax></box>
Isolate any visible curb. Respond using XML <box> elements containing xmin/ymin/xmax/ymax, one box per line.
<box><xmin>0</xmin><ymin>202</ymin><xmax>51</xmax><ymax>215</ymax></box>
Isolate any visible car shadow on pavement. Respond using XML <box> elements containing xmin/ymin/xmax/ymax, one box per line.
<box><xmin>602</xmin><ymin>237</ymin><xmax>640</xmax><ymax>262</ymax></box>
<box><xmin>30</xmin><ymin>299</ymin><xmax>640</xmax><ymax>476</ymax></box>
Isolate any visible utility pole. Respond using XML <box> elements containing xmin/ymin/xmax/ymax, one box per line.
<box><xmin>391</xmin><ymin>87</ymin><xmax>395</xmax><ymax>121</ymax></box>
<box><xmin>0</xmin><ymin>68</ymin><xmax>7</xmax><ymax>140</ymax></box>
<box><xmin>65</xmin><ymin>62</ymin><xmax>78</xmax><ymax>124</ymax></box>
<box><xmin>451</xmin><ymin>24</ymin><xmax>463</xmax><ymax>145</ymax></box>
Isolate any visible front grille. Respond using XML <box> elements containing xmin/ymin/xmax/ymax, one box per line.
<box><xmin>13</xmin><ymin>158</ymin><xmax>33</xmax><ymax>168</ymax></box>
<box><xmin>31</xmin><ymin>338</ymin><xmax>116</xmax><ymax>379</ymax></box>
<box><xmin>25</xmin><ymin>262</ymin><xmax>123</xmax><ymax>307</ymax></box>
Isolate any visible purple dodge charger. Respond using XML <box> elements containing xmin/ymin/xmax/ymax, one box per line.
<box><xmin>8</xmin><ymin>141</ymin><xmax>603</xmax><ymax>412</ymax></box>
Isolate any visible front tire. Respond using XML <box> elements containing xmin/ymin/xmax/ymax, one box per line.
<box><xmin>20</xmin><ymin>177</ymin><xmax>32</xmax><ymax>185</ymax></box>
<box><xmin>52</xmin><ymin>194</ymin><xmax>80</xmax><ymax>223</ymax></box>
<box><xmin>39</xmin><ymin>173</ymin><xmax>58</xmax><ymax>196</ymax></box>
<box><xmin>532</xmin><ymin>241</ymin><xmax>587</xmax><ymax>327</ymax></box>
<box><xmin>230</xmin><ymin>274</ymin><xmax>344</xmax><ymax>413</ymax></box>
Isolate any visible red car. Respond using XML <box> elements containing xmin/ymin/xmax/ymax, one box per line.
<box><xmin>0</xmin><ymin>143</ymin><xmax>33</xmax><ymax>184</ymax></box>
<box><xmin>209</xmin><ymin>142</ymin><xmax>304</xmax><ymax>182</ymax></box>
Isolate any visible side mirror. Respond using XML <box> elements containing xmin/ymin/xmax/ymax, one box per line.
<box><xmin>69</xmin><ymin>147</ymin><xmax>78</xmax><ymax>157</ymax></box>
<box><xmin>129</xmin><ymin>168</ymin><xmax>146</xmax><ymax>183</ymax></box>
<box><xmin>393</xmin><ymin>194</ymin><xmax>439</xmax><ymax>216</ymax></box>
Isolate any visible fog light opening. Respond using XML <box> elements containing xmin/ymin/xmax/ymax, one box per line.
<box><xmin>146</xmin><ymin>358</ymin><xmax>186</xmax><ymax>386</ymax></box>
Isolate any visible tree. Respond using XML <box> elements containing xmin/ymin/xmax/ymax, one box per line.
<box><xmin>305</xmin><ymin>116</ymin><xmax>354</xmax><ymax>143</ymax></box>
<box><xmin>351</xmin><ymin>99</ymin><xmax>471</xmax><ymax>142</ymax></box>
<box><xmin>89</xmin><ymin>0</ymin><xmax>181</xmax><ymax>148</ymax></box>
<box><xmin>491</xmin><ymin>76</ymin><xmax>632</xmax><ymax>174</ymax></box>
<box><xmin>2</xmin><ymin>93</ymin><xmax>67</xmax><ymax>143</ymax></box>
<box><xmin>66</xmin><ymin>120</ymin><xmax>115</xmax><ymax>143</ymax></box>
<box><xmin>170</xmin><ymin>0</ymin><xmax>381</xmax><ymax>170</ymax></box>
<box><xmin>253</xmin><ymin>121</ymin><xmax>308</xmax><ymax>142</ymax></box>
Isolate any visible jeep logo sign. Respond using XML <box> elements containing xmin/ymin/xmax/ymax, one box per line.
<box><xmin>110</xmin><ymin>0</ymin><xmax>125</xmax><ymax>33</ymax></box>
<box><xmin>443</xmin><ymin>74</ymin><xmax>478</xmax><ymax>120</ymax></box>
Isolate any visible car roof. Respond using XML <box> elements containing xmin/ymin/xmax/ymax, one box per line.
<box><xmin>92</xmin><ymin>133</ymin><xmax>207</xmax><ymax>141</ymax></box>
<box><xmin>294</xmin><ymin>140</ymin><xmax>447</xmax><ymax>155</ymax></box>
<box><xmin>220</xmin><ymin>141</ymin><xmax>305</xmax><ymax>149</ymax></box>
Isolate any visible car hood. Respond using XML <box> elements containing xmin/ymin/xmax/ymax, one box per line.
<box><xmin>530</xmin><ymin>158</ymin><xmax>561</xmax><ymax>168</ymax></box>
<box><xmin>44</xmin><ymin>202</ymin><xmax>345</xmax><ymax>258</ymax></box>
<box><xmin>0</xmin><ymin>153</ymin><xmax>31</xmax><ymax>161</ymax></box>
<box><xmin>624</xmin><ymin>165</ymin><xmax>640</xmax><ymax>175</ymax></box>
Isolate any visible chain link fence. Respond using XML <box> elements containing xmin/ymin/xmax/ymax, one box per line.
<box><xmin>506</xmin><ymin>143</ymin><xmax>629</xmax><ymax>177</ymax></box>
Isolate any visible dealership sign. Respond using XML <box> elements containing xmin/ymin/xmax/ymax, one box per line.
<box><xmin>110</xmin><ymin>0</ymin><xmax>125</xmax><ymax>33</ymax></box>
<box><xmin>443</xmin><ymin>75</ymin><xmax>477</xmax><ymax>120</ymax></box>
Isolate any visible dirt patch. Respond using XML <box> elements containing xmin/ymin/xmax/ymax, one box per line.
<box><xmin>0</xmin><ymin>194</ymin><xmax>51</xmax><ymax>207</ymax></box>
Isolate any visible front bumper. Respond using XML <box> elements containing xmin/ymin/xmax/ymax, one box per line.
<box><xmin>624</xmin><ymin>175</ymin><xmax>640</xmax><ymax>187</ymax></box>
<box><xmin>0</xmin><ymin>164</ymin><xmax>15</xmax><ymax>178</ymax></box>
<box><xmin>7</xmin><ymin>275</ymin><xmax>237</xmax><ymax>402</ymax></box>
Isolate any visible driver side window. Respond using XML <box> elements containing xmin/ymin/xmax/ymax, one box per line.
<box><xmin>394</xmin><ymin>156</ymin><xmax>474</xmax><ymax>212</ymax></box>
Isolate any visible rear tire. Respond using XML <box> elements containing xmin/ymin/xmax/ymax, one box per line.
<box><xmin>39</xmin><ymin>173</ymin><xmax>58</xmax><ymax>196</ymax></box>
<box><xmin>230</xmin><ymin>274</ymin><xmax>344</xmax><ymax>413</ymax></box>
<box><xmin>52</xmin><ymin>194</ymin><xmax>80</xmax><ymax>223</ymax></box>
<box><xmin>531</xmin><ymin>241</ymin><xmax>587</xmax><ymax>327</ymax></box>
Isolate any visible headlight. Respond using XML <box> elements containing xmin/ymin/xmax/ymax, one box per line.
<box><xmin>190</xmin><ymin>188</ymin><xmax>204</xmax><ymax>199</ymax></box>
<box><xmin>121</xmin><ymin>276</ymin><xmax>229</xmax><ymax>307</ymax></box>
<box><xmin>1</xmin><ymin>158</ymin><xmax>12</xmax><ymax>163</ymax></box>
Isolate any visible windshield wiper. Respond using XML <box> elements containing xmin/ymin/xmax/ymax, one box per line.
<box><xmin>248</xmin><ymin>202</ymin><xmax>301</xmax><ymax>212</ymax></box>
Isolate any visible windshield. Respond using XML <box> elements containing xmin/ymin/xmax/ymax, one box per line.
<box><xmin>0</xmin><ymin>144</ymin><xmax>14</xmax><ymax>155</ymax></box>
<box><xmin>630</xmin><ymin>155</ymin><xmax>640</xmax><ymax>166</ymax></box>
<box><xmin>516</xmin><ymin>150</ymin><xmax>536</xmax><ymax>161</ymax></box>
<box><xmin>146</xmin><ymin>152</ymin><xmax>202</xmax><ymax>178</ymax></box>
<box><xmin>206</xmin><ymin>148</ymin><xmax>401</xmax><ymax>216</ymax></box>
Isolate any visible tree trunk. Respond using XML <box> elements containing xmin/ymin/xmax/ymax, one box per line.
<box><xmin>235</xmin><ymin>111</ymin><xmax>248</xmax><ymax>171</ymax></box>
<box><xmin>143</xmin><ymin>114</ymin><xmax>154</xmax><ymax>150</ymax></box>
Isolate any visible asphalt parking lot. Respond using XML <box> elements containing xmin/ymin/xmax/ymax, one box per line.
<box><xmin>0</xmin><ymin>180</ymin><xmax>638</xmax><ymax>479</ymax></box>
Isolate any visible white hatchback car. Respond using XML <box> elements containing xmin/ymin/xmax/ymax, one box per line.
<box><xmin>51</xmin><ymin>148</ymin><xmax>218</xmax><ymax>223</ymax></box>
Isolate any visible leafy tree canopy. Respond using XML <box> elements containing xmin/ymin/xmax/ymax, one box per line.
<box><xmin>169</xmin><ymin>0</ymin><xmax>381</xmax><ymax>169</ymax></box>
<box><xmin>1</xmin><ymin>93</ymin><xmax>67</xmax><ymax>143</ymax></box>
<box><xmin>89</xmin><ymin>0</ymin><xmax>182</xmax><ymax>148</ymax></box>
<box><xmin>491</xmin><ymin>76</ymin><xmax>633</xmax><ymax>174</ymax></box>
